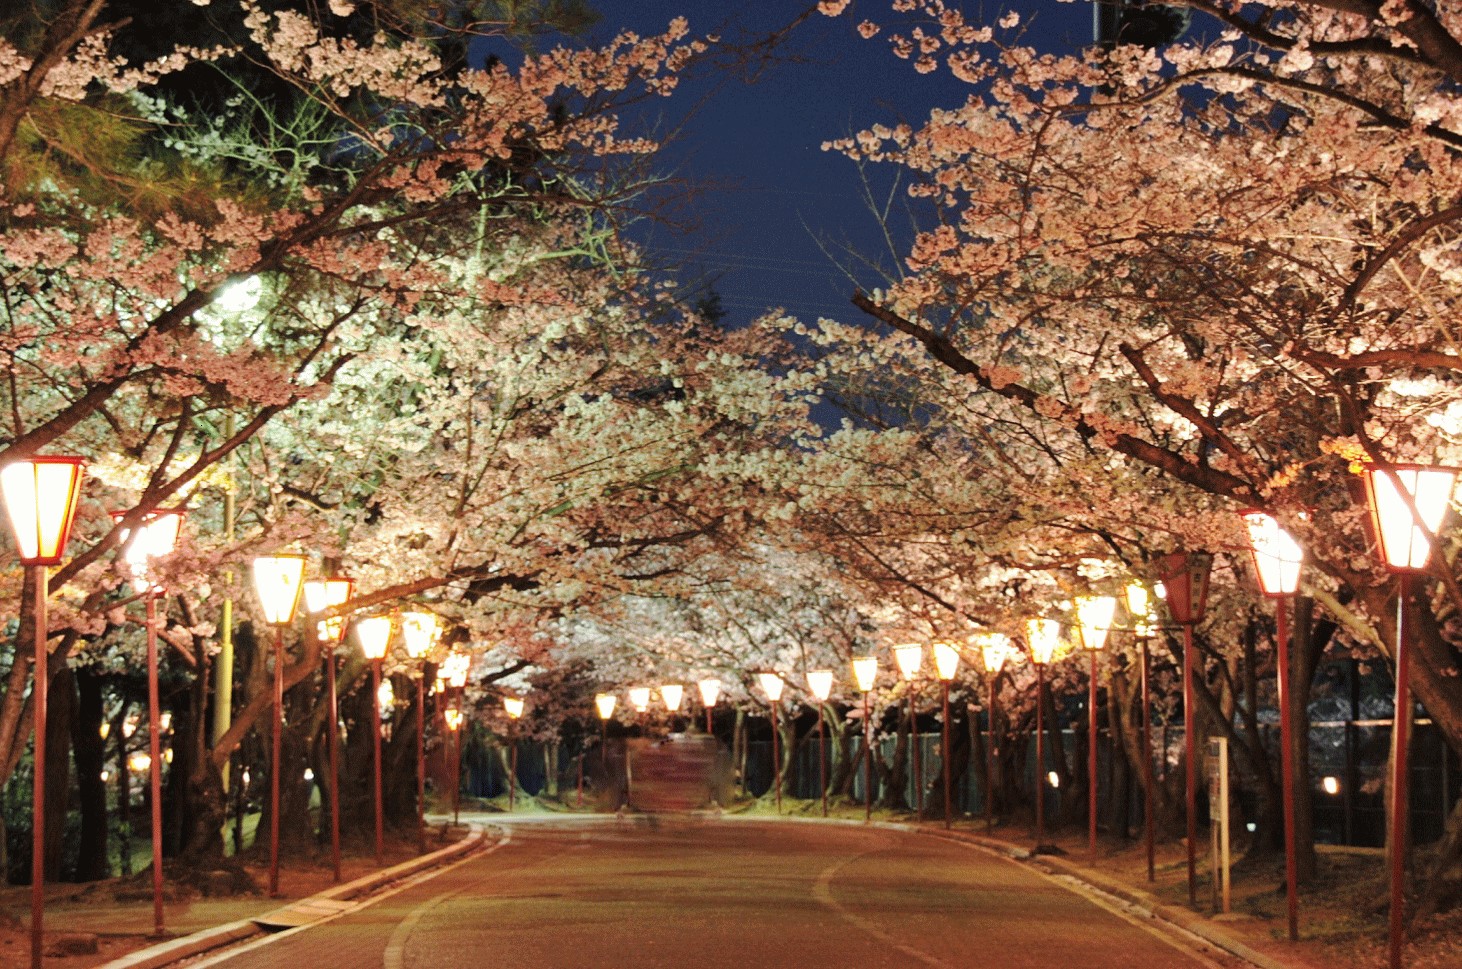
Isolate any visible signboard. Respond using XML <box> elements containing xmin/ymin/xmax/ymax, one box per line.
<box><xmin>1206</xmin><ymin>736</ymin><xmax>1231</xmax><ymax>914</ymax></box>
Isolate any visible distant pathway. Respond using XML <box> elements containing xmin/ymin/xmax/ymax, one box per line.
<box><xmin>194</xmin><ymin>816</ymin><xmax>1238</xmax><ymax>969</ymax></box>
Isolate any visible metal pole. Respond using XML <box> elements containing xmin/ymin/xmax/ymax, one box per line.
<box><xmin>30</xmin><ymin>567</ymin><xmax>47</xmax><ymax>969</ymax></box>
<box><xmin>1389</xmin><ymin>574</ymin><xmax>1412</xmax><ymax>969</ymax></box>
<box><xmin>577</xmin><ymin>748</ymin><xmax>584</xmax><ymax>808</ymax></box>
<box><xmin>268</xmin><ymin>626</ymin><xmax>285</xmax><ymax>896</ymax></box>
<box><xmin>910</xmin><ymin>685</ymin><xmax>922</xmax><ymax>821</ymax></box>
<box><xmin>818</xmin><ymin>703</ymin><xmax>827</xmax><ymax>818</ymax></box>
<box><xmin>146</xmin><ymin>594</ymin><xmax>165</xmax><ymax>935</ymax></box>
<box><xmin>1089</xmin><ymin>648</ymin><xmax>1099</xmax><ymax>855</ymax></box>
<box><xmin>326</xmin><ymin>646</ymin><xmax>341</xmax><ymax>883</ymax></box>
<box><xmin>942</xmin><ymin>680</ymin><xmax>952</xmax><ymax>829</ymax></box>
<box><xmin>706</xmin><ymin>704</ymin><xmax>713</xmax><ymax>736</ymax></box>
<box><xmin>987</xmin><ymin>674</ymin><xmax>997</xmax><ymax>835</ymax></box>
<box><xmin>452</xmin><ymin>706</ymin><xmax>462</xmax><ymax>826</ymax></box>
<box><xmin>1140</xmin><ymin>634</ymin><xmax>1155</xmax><ymax>882</ymax></box>
<box><xmin>771</xmin><ymin>703</ymin><xmax>781</xmax><ymax>813</ymax></box>
<box><xmin>508</xmin><ymin>723</ymin><xmax>517</xmax><ymax>811</ymax></box>
<box><xmin>863</xmin><ymin>692</ymin><xmax>872</xmax><ymax>822</ymax></box>
<box><xmin>1276</xmin><ymin>598</ymin><xmax>1299</xmax><ymax>941</ymax></box>
<box><xmin>371</xmin><ymin>659</ymin><xmax>384</xmax><ymax>866</ymax></box>
<box><xmin>1183</xmin><ymin>621</ymin><xmax>1198</xmax><ymax>907</ymax></box>
<box><xmin>416</xmin><ymin>675</ymin><xmax>426</xmax><ymax>852</ymax></box>
<box><xmin>1035</xmin><ymin>661</ymin><xmax>1046</xmax><ymax>847</ymax></box>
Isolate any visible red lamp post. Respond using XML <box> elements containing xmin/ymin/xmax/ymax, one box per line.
<box><xmin>251</xmin><ymin>554</ymin><xmax>306</xmax><ymax>897</ymax></box>
<box><xmin>807</xmin><ymin>669</ymin><xmax>835</xmax><ymax>817</ymax></box>
<box><xmin>401</xmin><ymin>610</ymin><xmax>439</xmax><ymax>851</ymax></box>
<box><xmin>1076</xmin><ymin>595</ymin><xmax>1117</xmax><ymax>856</ymax></box>
<box><xmin>303</xmin><ymin>576</ymin><xmax>353</xmax><ymax>882</ymax></box>
<box><xmin>893</xmin><ymin>644</ymin><xmax>925</xmax><ymax>820</ymax></box>
<box><xmin>444</xmin><ymin>651</ymin><xmax>469</xmax><ymax>824</ymax></box>
<box><xmin>852</xmin><ymin>657</ymin><xmax>878</xmax><ymax>821</ymax></box>
<box><xmin>595</xmin><ymin>691</ymin><xmax>617</xmax><ymax>774</ymax></box>
<box><xmin>1361</xmin><ymin>463</ymin><xmax>1458</xmax><ymax>969</ymax></box>
<box><xmin>1124</xmin><ymin>582</ymin><xmax>1157</xmax><ymax>882</ymax></box>
<box><xmin>443</xmin><ymin>707</ymin><xmax>464</xmax><ymax>823</ymax></box>
<box><xmin>697</xmin><ymin>678</ymin><xmax>721</xmax><ymax>736</ymax></box>
<box><xmin>757</xmin><ymin>672</ymin><xmax>785</xmax><ymax>812</ymax></box>
<box><xmin>1242</xmin><ymin>510</ymin><xmax>1304</xmax><ymax>940</ymax></box>
<box><xmin>1026</xmin><ymin>618</ymin><xmax>1062</xmax><ymax>849</ymax></box>
<box><xmin>977</xmin><ymin>634</ymin><xmax>1012</xmax><ymax>835</ymax></box>
<box><xmin>113</xmin><ymin>509</ymin><xmax>184</xmax><ymax>934</ymax></box>
<box><xmin>2</xmin><ymin>456</ymin><xmax>85</xmax><ymax>969</ymax></box>
<box><xmin>354</xmin><ymin>615</ymin><xmax>393</xmax><ymax>865</ymax></box>
<box><xmin>1158</xmin><ymin>550</ymin><xmax>1213</xmax><ymax>906</ymax></box>
<box><xmin>503</xmin><ymin>695</ymin><xmax>525</xmax><ymax>810</ymax></box>
<box><xmin>932</xmin><ymin>643</ymin><xmax>960</xmax><ymax>829</ymax></box>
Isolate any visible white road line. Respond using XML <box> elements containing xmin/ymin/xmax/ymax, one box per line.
<box><xmin>182</xmin><ymin>832</ymin><xmax>512</xmax><ymax>969</ymax></box>
<box><xmin>810</xmin><ymin>853</ymin><xmax>961</xmax><ymax>969</ymax></box>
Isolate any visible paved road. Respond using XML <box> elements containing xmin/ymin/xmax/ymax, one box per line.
<box><xmin>195</xmin><ymin>817</ymin><xmax>1237</xmax><ymax>969</ymax></box>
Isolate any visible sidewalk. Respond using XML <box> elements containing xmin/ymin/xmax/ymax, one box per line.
<box><xmin>0</xmin><ymin>821</ymin><xmax>486</xmax><ymax>969</ymax></box>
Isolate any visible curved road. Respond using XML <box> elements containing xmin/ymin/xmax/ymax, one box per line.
<box><xmin>195</xmin><ymin>817</ymin><xmax>1239</xmax><ymax>969</ymax></box>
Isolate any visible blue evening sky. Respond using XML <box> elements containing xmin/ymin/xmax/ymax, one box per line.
<box><xmin>581</xmin><ymin>2</ymin><xmax>1095</xmax><ymax>326</ymax></box>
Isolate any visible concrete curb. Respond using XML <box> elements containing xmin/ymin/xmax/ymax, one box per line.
<box><xmin>100</xmin><ymin>822</ymin><xmax>490</xmax><ymax>969</ymax></box>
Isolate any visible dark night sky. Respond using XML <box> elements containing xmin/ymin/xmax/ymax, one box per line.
<box><xmin>582</xmin><ymin>2</ymin><xmax>1096</xmax><ymax>326</ymax></box>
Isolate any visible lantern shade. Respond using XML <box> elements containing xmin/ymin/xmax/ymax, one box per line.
<box><xmin>660</xmin><ymin>684</ymin><xmax>684</xmax><ymax>712</ymax></box>
<box><xmin>1124</xmin><ymin>583</ymin><xmax>1151</xmax><ymax>634</ymax></box>
<box><xmin>595</xmin><ymin>693</ymin><xmax>618</xmax><ymax>719</ymax></box>
<box><xmin>807</xmin><ymin>669</ymin><xmax>835</xmax><ymax>701</ymax></box>
<box><xmin>503</xmin><ymin>696</ymin><xmax>525</xmax><ymax>719</ymax></box>
<box><xmin>400</xmin><ymin>610</ymin><xmax>440</xmax><ymax>660</ymax></box>
<box><xmin>975</xmin><ymin>632</ymin><xmax>1012</xmax><ymax>674</ymax></box>
<box><xmin>893</xmin><ymin>643</ymin><xmax>923</xmax><ymax>681</ymax></box>
<box><xmin>1157</xmin><ymin>551</ymin><xmax>1212</xmax><ymax>625</ymax></box>
<box><xmin>443</xmin><ymin>708</ymin><xmax>463</xmax><ymax>732</ymax></box>
<box><xmin>444</xmin><ymin>651</ymin><xmax>470</xmax><ymax>689</ymax></box>
<box><xmin>1075</xmin><ymin>596</ymin><xmax>1118</xmax><ymax>650</ymax></box>
<box><xmin>628</xmin><ymin>687</ymin><xmax>652</xmax><ymax>712</ymax></box>
<box><xmin>303</xmin><ymin>575</ymin><xmax>353</xmax><ymax>644</ymax></box>
<box><xmin>1242</xmin><ymin>510</ymin><xmax>1304</xmax><ymax>596</ymax></box>
<box><xmin>1362</xmin><ymin>463</ymin><xmax>1459</xmax><ymax>572</ymax></box>
<box><xmin>933</xmin><ymin>642</ymin><xmax>960</xmax><ymax>681</ymax></box>
<box><xmin>252</xmin><ymin>554</ymin><xmax>306</xmax><ymax>626</ymax></box>
<box><xmin>697</xmin><ymin>678</ymin><xmax>721</xmax><ymax>707</ymax></box>
<box><xmin>757</xmin><ymin>671</ymin><xmax>785</xmax><ymax>702</ymax></box>
<box><xmin>851</xmin><ymin>656</ymin><xmax>878</xmax><ymax>692</ymax></box>
<box><xmin>355</xmin><ymin>615</ymin><xmax>393</xmax><ymax>661</ymax></box>
<box><xmin>1</xmin><ymin>456</ymin><xmax>85</xmax><ymax>566</ymax></box>
<box><xmin>112</xmin><ymin>509</ymin><xmax>184</xmax><ymax>591</ymax></box>
<box><xmin>1026</xmin><ymin>618</ymin><xmax>1062</xmax><ymax>666</ymax></box>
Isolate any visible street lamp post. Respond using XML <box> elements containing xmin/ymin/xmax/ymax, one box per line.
<box><xmin>1076</xmin><ymin>595</ymin><xmax>1117</xmax><ymax>856</ymax></box>
<box><xmin>251</xmin><ymin>554</ymin><xmax>307</xmax><ymax>897</ymax></box>
<box><xmin>807</xmin><ymin>670</ymin><xmax>834</xmax><ymax>817</ymax></box>
<box><xmin>977</xmin><ymin>634</ymin><xmax>1012</xmax><ymax>835</ymax></box>
<box><xmin>401</xmin><ymin>611</ymin><xmax>439</xmax><ymax>852</ymax></box>
<box><xmin>114</xmin><ymin>510</ymin><xmax>183</xmax><ymax>934</ymax></box>
<box><xmin>443</xmin><ymin>707</ymin><xmax>463</xmax><ymax>823</ymax></box>
<box><xmin>1361</xmin><ymin>463</ymin><xmax>1458</xmax><ymax>969</ymax></box>
<box><xmin>933</xmin><ymin>643</ymin><xmax>960</xmax><ymax>829</ymax></box>
<box><xmin>660</xmin><ymin>684</ymin><xmax>684</xmax><ymax>728</ymax></box>
<box><xmin>595</xmin><ymin>692</ymin><xmax>617</xmax><ymax>775</ymax></box>
<box><xmin>1026</xmin><ymin>619</ymin><xmax>1062</xmax><ymax>849</ymax></box>
<box><xmin>503</xmin><ymin>696</ymin><xmax>525</xmax><ymax>810</ymax></box>
<box><xmin>1124</xmin><ymin>582</ymin><xmax>1157</xmax><ymax>882</ymax></box>
<box><xmin>354</xmin><ymin>615</ymin><xmax>393</xmax><ymax>866</ymax></box>
<box><xmin>697</xmin><ymin>678</ymin><xmax>721</xmax><ymax>736</ymax></box>
<box><xmin>444</xmin><ymin>652</ymin><xmax>469</xmax><ymax>825</ymax></box>
<box><xmin>303</xmin><ymin>576</ymin><xmax>353</xmax><ymax>882</ymax></box>
<box><xmin>2</xmin><ymin>456</ymin><xmax>85</xmax><ymax>969</ymax></box>
<box><xmin>757</xmin><ymin>672</ymin><xmax>785</xmax><ymax>812</ymax></box>
<box><xmin>893</xmin><ymin>644</ymin><xmax>924</xmax><ymax>820</ymax></box>
<box><xmin>1158</xmin><ymin>550</ymin><xmax>1213</xmax><ymax>906</ymax></box>
<box><xmin>1243</xmin><ymin>510</ymin><xmax>1305</xmax><ymax>940</ymax></box>
<box><xmin>852</xmin><ymin>657</ymin><xmax>878</xmax><ymax>821</ymax></box>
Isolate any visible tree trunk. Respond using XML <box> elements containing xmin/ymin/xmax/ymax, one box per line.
<box><xmin>71</xmin><ymin>668</ymin><xmax>108</xmax><ymax>882</ymax></box>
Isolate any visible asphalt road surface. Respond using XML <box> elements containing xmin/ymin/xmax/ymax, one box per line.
<box><xmin>193</xmin><ymin>816</ymin><xmax>1239</xmax><ymax>969</ymax></box>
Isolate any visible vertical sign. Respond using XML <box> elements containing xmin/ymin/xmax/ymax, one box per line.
<box><xmin>1206</xmin><ymin>736</ymin><xmax>1231</xmax><ymax>913</ymax></box>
